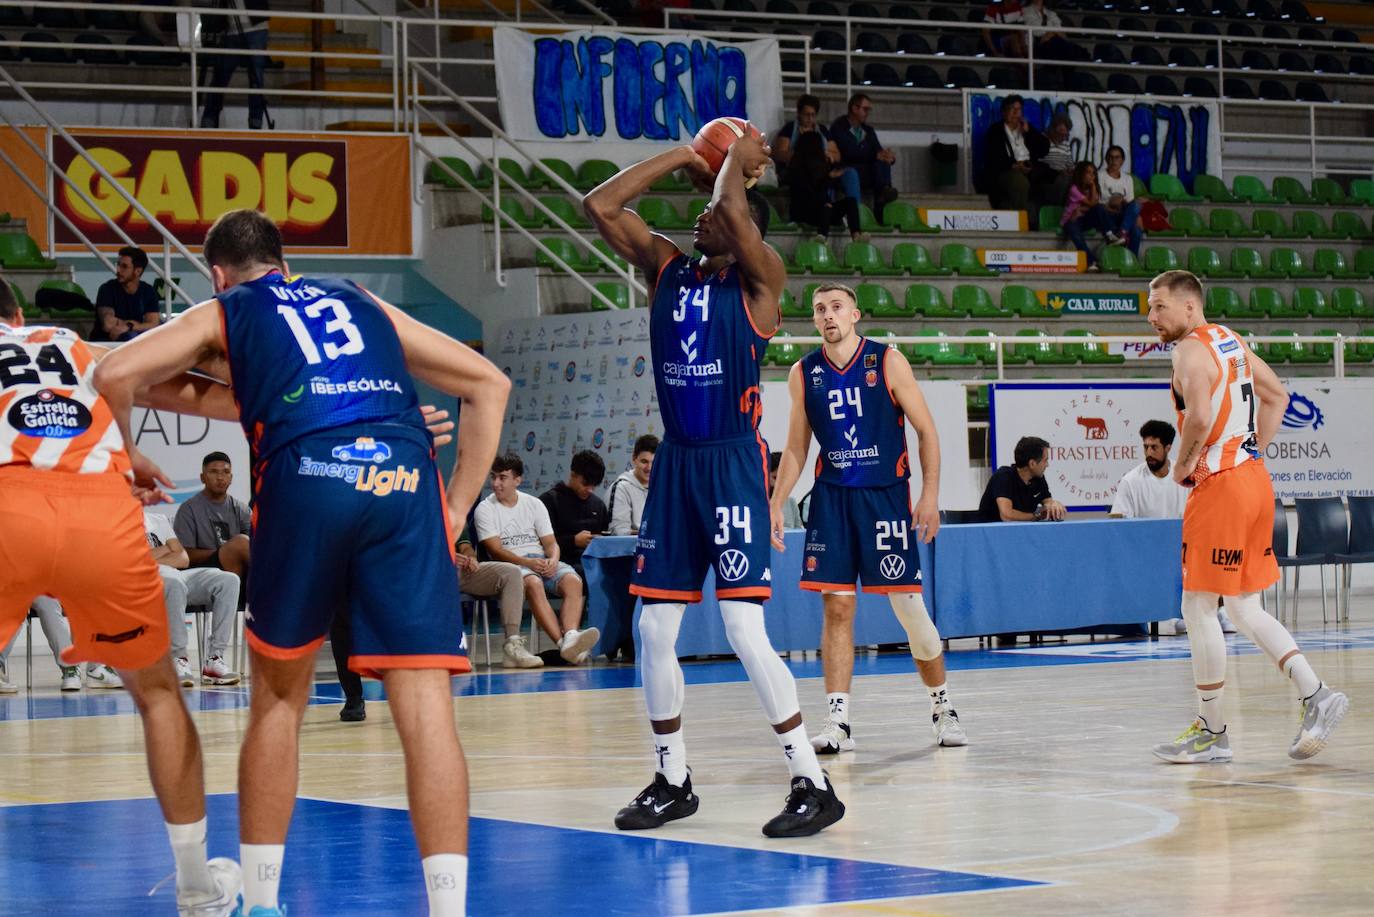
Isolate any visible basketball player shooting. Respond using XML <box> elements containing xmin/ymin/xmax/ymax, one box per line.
<box><xmin>584</xmin><ymin>125</ymin><xmax>844</xmax><ymax>837</ymax></box>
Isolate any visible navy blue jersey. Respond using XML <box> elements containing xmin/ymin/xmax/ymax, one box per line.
<box><xmin>217</xmin><ymin>273</ymin><xmax>425</xmax><ymax>462</ymax></box>
<box><xmin>801</xmin><ymin>337</ymin><xmax>910</xmax><ymax>487</ymax></box>
<box><xmin>649</xmin><ymin>254</ymin><xmax>774</xmax><ymax>444</ymax></box>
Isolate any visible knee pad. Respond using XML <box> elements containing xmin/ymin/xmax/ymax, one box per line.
<box><xmin>889</xmin><ymin>592</ymin><xmax>942</xmax><ymax>660</ymax></box>
<box><xmin>638</xmin><ymin>603</ymin><xmax>684</xmax><ymax>651</ymax></box>
<box><xmin>1181</xmin><ymin>590</ymin><xmax>1221</xmax><ymax>630</ymax></box>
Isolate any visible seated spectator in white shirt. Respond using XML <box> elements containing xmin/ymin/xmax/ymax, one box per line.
<box><xmin>455</xmin><ymin>523</ymin><xmax>541</xmax><ymax>669</ymax></box>
<box><xmin>1110</xmin><ymin>420</ymin><xmax>1235</xmax><ymax>635</ymax></box>
<box><xmin>145</xmin><ymin>509</ymin><xmax>242</xmax><ymax>686</ymax></box>
<box><xmin>608</xmin><ymin>435</ymin><xmax>657</xmax><ymax>536</ymax></box>
<box><xmin>474</xmin><ymin>453</ymin><xmax>600</xmax><ymax>665</ymax></box>
<box><xmin>1098</xmin><ymin>144</ymin><xmax>1144</xmax><ymax>255</ymax></box>
<box><xmin>0</xmin><ymin>597</ymin><xmax>121</xmax><ymax>692</ymax></box>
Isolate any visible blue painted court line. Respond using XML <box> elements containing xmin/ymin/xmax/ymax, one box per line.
<box><xmin>0</xmin><ymin>795</ymin><xmax>1042</xmax><ymax>915</ymax></box>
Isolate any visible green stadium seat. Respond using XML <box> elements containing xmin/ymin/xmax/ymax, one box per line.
<box><xmin>1358</xmin><ymin>327</ymin><xmax>1374</xmax><ymax>364</ymax></box>
<box><xmin>1038</xmin><ymin>205</ymin><xmax>1063</xmax><ymax>234</ymax></box>
<box><xmin>538</xmin><ymin>195</ymin><xmax>590</xmax><ymax>229</ymax></box>
<box><xmin>1193</xmin><ymin>174</ymin><xmax>1238</xmax><ymax>203</ymax></box>
<box><xmin>477</xmin><ymin>158</ymin><xmax>539</xmax><ymax>189</ymax></box>
<box><xmin>636</xmin><ymin>198</ymin><xmax>690</xmax><ymax>230</ymax></box>
<box><xmin>1150</xmin><ymin>173</ymin><xmax>1200</xmax><ymax>202</ymax></box>
<box><xmin>967</xmin><ymin>384</ymin><xmax>991</xmax><ymax>413</ymax></box>
<box><xmin>536</xmin><ymin>157</ymin><xmax>578</xmax><ymax>190</ymax></box>
<box><xmin>905</xmin><ymin>284</ymin><xmax>965</xmax><ymax>318</ymax></box>
<box><xmin>889</xmin><ymin>242</ymin><xmax>950</xmax><ymax>276</ymax></box>
<box><xmin>765</xmin><ymin>341</ymin><xmax>804</xmax><ymax>366</ymax></box>
<box><xmin>1310</xmin><ymin>249</ymin><xmax>1358</xmax><ymax>280</ymax></box>
<box><xmin>480</xmin><ymin>197</ymin><xmax>545</xmax><ymax>229</ymax></box>
<box><xmin>684</xmin><ymin>197</ymin><xmax>710</xmax><ymax>224</ymax></box>
<box><xmin>0</xmin><ymin>232</ymin><xmax>56</xmax><ymax>269</ymax></box>
<box><xmin>1140</xmin><ymin>246</ymin><xmax>1182</xmax><ymax>274</ymax></box>
<box><xmin>779</xmin><ymin>288</ymin><xmax>799</xmax><ymax>317</ymax></box>
<box><xmin>1187</xmin><ymin>246</ymin><xmax>1241</xmax><ymax>279</ymax></box>
<box><xmin>792</xmin><ymin>239</ymin><xmax>848</xmax><ymax>274</ymax></box>
<box><xmin>1231</xmin><ymin>174</ymin><xmax>1276</xmax><ymax>203</ymax></box>
<box><xmin>580</xmin><ymin>239</ymin><xmax>627</xmax><ymax>274</ymax></box>
<box><xmin>1310</xmin><ymin>329</ymin><xmax>1340</xmax><ymax>363</ymax></box>
<box><xmin>1292</xmin><ymin>288</ymin><xmax>1328</xmax><ymax>318</ymax></box>
<box><xmin>592</xmin><ymin>282</ymin><xmax>629</xmax><ymax>310</ymax></box>
<box><xmin>799</xmin><ymin>283</ymin><xmax>822</xmax><ymax>315</ymax></box>
<box><xmin>1290</xmin><ymin>329</ymin><xmax>1330</xmax><ymax>365</ymax></box>
<box><xmin>649</xmin><ymin>170</ymin><xmax>692</xmax><ymax>193</ymax></box>
<box><xmin>575</xmin><ymin>159</ymin><xmax>619</xmax><ymax>191</ymax></box>
<box><xmin>1290</xmin><ymin>210</ymin><xmax>1342</xmax><ymax>240</ymax></box>
<box><xmin>1333</xmin><ymin>287</ymin><xmax>1372</xmax><ymax>319</ymax></box>
<box><xmin>954</xmin><ymin>284</ymin><xmax>1013</xmax><ymax>318</ymax></box>
<box><xmin>1351</xmin><ymin>179</ymin><xmax>1374</xmax><ymax>206</ymax></box>
<box><xmin>1208</xmin><ymin>208</ymin><xmax>1262</xmax><ymax>238</ymax></box>
<box><xmin>1330</xmin><ymin>212</ymin><xmax>1374</xmax><ymax>241</ymax></box>
<box><xmin>1230</xmin><ymin>247</ymin><xmax>1277</xmax><ymax>278</ymax></box>
<box><xmin>843</xmin><ymin>241</ymin><xmax>901</xmax><ymax>276</ymax></box>
<box><xmin>1133</xmin><ymin>176</ymin><xmax>1148</xmax><ymax>199</ymax></box>
<box><xmin>424</xmin><ymin>156</ymin><xmax>489</xmax><ymax>189</ymax></box>
<box><xmin>1340</xmin><ymin>327</ymin><xmax>1374</xmax><ymax>363</ymax></box>
<box><xmin>1012</xmin><ymin>328</ymin><xmax>1076</xmax><ymax>365</ymax></box>
<box><xmin>1252</xmin><ymin>209</ymin><xmax>1303</xmax><ymax>239</ymax></box>
<box><xmin>880</xmin><ymin>200</ymin><xmax>939</xmax><ymax>233</ymax></box>
<box><xmin>1268</xmin><ymin>247</ymin><xmax>1322</xmax><ymax>279</ymax></box>
<box><xmin>940</xmin><ymin>243</ymin><xmax>996</xmax><ymax>276</ymax></box>
<box><xmin>907</xmin><ymin>329</ymin><xmax>978</xmax><ymax>366</ymax></box>
<box><xmin>535</xmin><ymin>238</ymin><xmax>589</xmax><ymax>272</ymax></box>
<box><xmin>1100</xmin><ymin>245</ymin><xmax>1148</xmax><ymax>277</ymax></box>
<box><xmin>1263</xmin><ymin>328</ymin><xmax>1298</xmax><ymax>364</ymax></box>
<box><xmin>1205</xmin><ymin>286</ymin><xmax>1244</xmax><ymax>319</ymax></box>
<box><xmin>1272</xmin><ymin>176</ymin><xmax>1314</xmax><ymax>205</ymax></box>
<box><xmin>1152</xmin><ymin>207</ymin><xmax>1218</xmax><ymax>238</ymax></box>
<box><xmin>1354</xmin><ymin>249</ymin><xmax>1374</xmax><ymax>279</ymax></box>
<box><xmin>1250</xmin><ymin>287</ymin><xmax>1290</xmax><ymax>318</ymax></box>
<box><xmin>1310</xmin><ymin>178</ymin><xmax>1346</xmax><ymax>206</ymax></box>
<box><xmin>856</xmin><ymin>283</ymin><xmax>897</xmax><ymax>316</ymax></box>
<box><xmin>1002</xmin><ymin>284</ymin><xmax>1059</xmax><ymax>318</ymax></box>
<box><xmin>964</xmin><ymin>329</ymin><xmax>998</xmax><ymax>364</ymax></box>
<box><xmin>859</xmin><ymin>204</ymin><xmax>897</xmax><ymax>234</ymax></box>
<box><xmin>1064</xmin><ymin>329</ymin><xmax>1125</xmax><ymax>364</ymax></box>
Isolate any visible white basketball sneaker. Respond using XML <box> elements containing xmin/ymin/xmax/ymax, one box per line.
<box><xmin>933</xmin><ymin>708</ymin><xmax>968</xmax><ymax>747</ymax></box>
<box><xmin>174</xmin><ymin>656</ymin><xmax>196</xmax><ymax>688</ymax></box>
<box><xmin>85</xmin><ymin>663</ymin><xmax>124</xmax><ymax>689</ymax></box>
<box><xmin>1153</xmin><ymin>719</ymin><xmax>1232</xmax><ymax>764</ymax></box>
<box><xmin>1289</xmin><ymin>686</ymin><xmax>1349</xmax><ymax>760</ymax></box>
<box><xmin>177</xmin><ymin>857</ymin><xmax>242</xmax><ymax>917</ymax></box>
<box><xmin>502</xmin><ymin>634</ymin><xmax>543</xmax><ymax>669</ymax></box>
<box><xmin>810</xmin><ymin>719</ymin><xmax>854</xmax><ymax>754</ymax></box>
<box><xmin>201</xmin><ymin>655</ymin><xmax>241</xmax><ymax>686</ymax></box>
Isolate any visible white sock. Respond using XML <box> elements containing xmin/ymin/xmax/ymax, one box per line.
<box><xmin>1197</xmin><ymin>688</ymin><xmax>1225</xmax><ymax>732</ymax></box>
<box><xmin>241</xmin><ymin>843</ymin><xmax>285</xmax><ymax>911</ymax></box>
<box><xmin>776</xmin><ymin>723</ymin><xmax>826</xmax><ymax>786</ymax></box>
<box><xmin>653</xmin><ymin>729</ymin><xmax>688</xmax><ymax>786</ymax></box>
<box><xmin>825</xmin><ymin>692</ymin><xmax>849</xmax><ymax>723</ymax></box>
<box><xmin>1283</xmin><ymin>653</ymin><xmax>1322</xmax><ymax>699</ymax></box>
<box><xmin>165</xmin><ymin>818</ymin><xmax>214</xmax><ymax>896</ymax></box>
<box><xmin>927</xmin><ymin>682</ymin><xmax>950</xmax><ymax>715</ymax></box>
<box><xmin>422</xmin><ymin>853</ymin><xmax>468</xmax><ymax>917</ymax></box>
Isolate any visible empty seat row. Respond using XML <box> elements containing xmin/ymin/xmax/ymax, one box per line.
<box><xmin>1151</xmin><ymin>173</ymin><xmax>1368</xmax><ymax>206</ymax></box>
<box><xmin>1101</xmin><ymin>244</ymin><xmax>1374</xmax><ymax>281</ymax></box>
<box><xmin>0</xmin><ymin>31</ymin><xmax>185</xmax><ymax>66</ymax></box>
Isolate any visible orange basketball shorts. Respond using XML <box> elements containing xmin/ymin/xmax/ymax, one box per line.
<box><xmin>1181</xmin><ymin>458</ymin><xmax>1280</xmax><ymax>596</ymax></box>
<box><xmin>0</xmin><ymin>466</ymin><xmax>168</xmax><ymax>670</ymax></box>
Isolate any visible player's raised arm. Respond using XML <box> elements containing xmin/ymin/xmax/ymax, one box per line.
<box><xmin>770</xmin><ymin>361</ymin><xmax>815</xmax><ymax>549</ymax></box>
<box><xmin>708</xmin><ymin>135</ymin><xmax>787</xmax><ymax>334</ymax></box>
<box><xmin>1170</xmin><ymin>338</ymin><xmax>1216</xmax><ymax>484</ymax></box>
<box><xmin>584</xmin><ymin>147</ymin><xmax>706</xmax><ymax>278</ymax></box>
<box><xmin>378</xmin><ymin>300</ymin><xmax>511</xmax><ymax>527</ymax></box>
<box><xmin>884</xmin><ymin>347</ymin><xmax>941</xmax><ymax>543</ymax></box>
<box><xmin>1245</xmin><ymin>343</ymin><xmax>1288</xmax><ymax>452</ymax></box>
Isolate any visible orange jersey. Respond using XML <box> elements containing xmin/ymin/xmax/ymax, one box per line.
<box><xmin>0</xmin><ymin>323</ymin><xmax>130</xmax><ymax>477</ymax></box>
<box><xmin>1172</xmin><ymin>323</ymin><xmax>1259</xmax><ymax>480</ymax></box>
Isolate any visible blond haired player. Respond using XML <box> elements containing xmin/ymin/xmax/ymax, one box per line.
<box><xmin>1146</xmin><ymin>270</ymin><xmax>1348</xmax><ymax>763</ymax></box>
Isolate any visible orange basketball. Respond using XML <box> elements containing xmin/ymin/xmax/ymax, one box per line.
<box><xmin>691</xmin><ymin>117</ymin><xmax>764</xmax><ymax>177</ymax></box>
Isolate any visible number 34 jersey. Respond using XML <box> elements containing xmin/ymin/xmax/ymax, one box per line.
<box><xmin>0</xmin><ymin>323</ymin><xmax>130</xmax><ymax>477</ymax></box>
<box><xmin>218</xmin><ymin>272</ymin><xmax>426</xmax><ymax>463</ymax></box>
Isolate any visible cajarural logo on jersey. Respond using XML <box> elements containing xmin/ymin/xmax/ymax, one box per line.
<box><xmin>296</xmin><ymin>438</ymin><xmax>419</xmax><ymax>497</ymax></box>
<box><xmin>826</xmin><ymin>424</ymin><xmax>880</xmax><ymax>469</ymax></box>
<box><xmin>662</xmin><ymin>329</ymin><xmax>723</xmax><ymax>385</ymax></box>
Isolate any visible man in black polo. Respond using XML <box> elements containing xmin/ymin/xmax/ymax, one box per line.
<box><xmin>94</xmin><ymin>246</ymin><xmax>162</xmax><ymax>341</ymax></box>
<box><xmin>978</xmin><ymin>435</ymin><xmax>1067</xmax><ymax>522</ymax></box>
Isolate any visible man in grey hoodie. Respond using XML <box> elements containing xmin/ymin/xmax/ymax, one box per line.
<box><xmin>608</xmin><ymin>435</ymin><xmax>657</xmax><ymax>536</ymax></box>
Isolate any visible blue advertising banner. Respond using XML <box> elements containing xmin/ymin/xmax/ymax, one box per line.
<box><xmin>493</xmin><ymin>27</ymin><xmax>783</xmax><ymax>143</ymax></box>
<box><xmin>969</xmin><ymin>92</ymin><xmax>1221</xmax><ymax>190</ymax></box>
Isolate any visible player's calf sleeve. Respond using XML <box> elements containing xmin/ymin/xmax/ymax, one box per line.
<box><xmin>888</xmin><ymin>592</ymin><xmax>942</xmax><ymax>661</ymax></box>
<box><xmin>720</xmin><ymin>600</ymin><xmax>799</xmax><ymax>724</ymax></box>
<box><xmin>1221</xmin><ymin>592</ymin><xmax>1320</xmax><ymax>694</ymax></box>
<box><xmin>639</xmin><ymin>603</ymin><xmax>686</xmax><ymax>721</ymax></box>
<box><xmin>1181</xmin><ymin>590</ymin><xmax>1228</xmax><ymax>686</ymax></box>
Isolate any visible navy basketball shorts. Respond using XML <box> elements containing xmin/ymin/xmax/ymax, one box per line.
<box><xmin>801</xmin><ymin>480</ymin><xmax>922</xmax><ymax>594</ymax></box>
<box><xmin>247</xmin><ymin>423</ymin><xmax>468</xmax><ymax>677</ymax></box>
<box><xmin>631</xmin><ymin>434</ymin><xmax>773</xmax><ymax>604</ymax></box>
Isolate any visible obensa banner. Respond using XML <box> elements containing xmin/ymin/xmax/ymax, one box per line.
<box><xmin>493</xmin><ymin>27</ymin><xmax>783</xmax><ymax>143</ymax></box>
<box><xmin>49</xmin><ymin>129</ymin><xmax>411</xmax><ymax>255</ymax></box>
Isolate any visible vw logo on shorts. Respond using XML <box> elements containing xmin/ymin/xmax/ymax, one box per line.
<box><xmin>879</xmin><ymin>554</ymin><xmax>906</xmax><ymax>580</ymax></box>
<box><xmin>719</xmin><ymin>550</ymin><xmax>750</xmax><ymax>582</ymax></box>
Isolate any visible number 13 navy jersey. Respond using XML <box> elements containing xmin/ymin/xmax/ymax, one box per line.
<box><xmin>217</xmin><ymin>272</ymin><xmax>425</xmax><ymax>462</ymax></box>
<box><xmin>801</xmin><ymin>337</ymin><xmax>910</xmax><ymax>488</ymax></box>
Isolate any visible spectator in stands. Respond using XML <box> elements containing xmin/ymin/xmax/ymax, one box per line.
<box><xmin>1023</xmin><ymin>0</ymin><xmax>1079</xmax><ymax>60</ymax></box>
<box><xmin>541</xmin><ymin>449</ymin><xmax>610</xmax><ymax>575</ymax></box>
<box><xmin>1099</xmin><ymin>145</ymin><xmax>1143</xmax><ymax>255</ymax></box>
<box><xmin>983</xmin><ymin>0</ymin><xmax>1028</xmax><ymax>59</ymax></box>
<box><xmin>144</xmin><ymin>509</ymin><xmax>241</xmax><ymax>688</ymax></box>
<box><xmin>94</xmin><ymin>246</ymin><xmax>161</xmax><ymax>342</ymax></box>
<box><xmin>455</xmin><ymin>523</ymin><xmax>542</xmax><ymax>669</ymax></box>
<box><xmin>830</xmin><ymin>93</ymin><xmax>899</xmax><ymax>221</ymax></box>
<box><xmin>978</xmin><ymin>436</ymin><xmax>1067</xmax><ymax>522</ymax></box>
<box><xmin>475</xmin><ymin>453</ymin><xmax>600</xmax><ymax>665</ymax></box>
<box><xmin>0</xmin><ymin>598</ymin><xmax>121</xmax><ymax>692</ymax></box>
<box><xmin>609</xmin><ymin>434</ymin><xmax>657</xmax><ymax>536</ymax></box>
<box><xmin>769</xmin><ymin>451</ymin><xmax>803</xmax><ymax>529</ymax></box>
<box><xmin>174</xmin><ymin>452</ymin><xmax>252</xmax><ymax>581</ymax></box>
<box><xmin>775</xmin><ymin>95</ymin><xmax>863</xmax><ymax>244</ymax></box>
<box><xmin>200</xmin><ymin>0</ymin><xmax>272</xmax><ymax>130</ymax></box>
<box><xmin>981</xmin><ymin>95</ymin><xmax>1048</xmax><ymax>223</ymax></box>
<box><xmin>1061</xmin><ymin>161</ymin><xmax>1117</xmax><ymax>269</ymax></box>
<box><xmin>1032</xmin><ymin>112</ymin><xmax>1075</xmax><ymax>215</ymax></box>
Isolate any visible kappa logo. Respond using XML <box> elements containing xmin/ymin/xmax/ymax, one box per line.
<box><xmin>844</xmin><ymin>425</ymin><xmax>859</xmax><ymax>449</ymax></box>
<box><xmin>681</xmin><ymin>331</ymin><xmax>699</xmax><ymax>363</ymax></box>
<box><xmin>719</xmin><ymin>549</ymin><xmax>750</xmax><ymax>581</ymax></box>
<box><xmin>811</xmin><ymin>364</ymin><xmax>825</xmax><ymax>387</ymax></box>
<box><xmin>879</xmin><ymin>554</ymin><xmax>906</xmax><ymax>580</ymax></box>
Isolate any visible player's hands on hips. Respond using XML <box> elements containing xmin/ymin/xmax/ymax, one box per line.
<box><xmin>913</xmin><ymin>495</ymin><xmax>940</xmax><ymax>543</ymax></box>
<box><xmin>768</xmin><ymin>503</ymin><xmax>786</xmax><ymax>551</ymax></box>
<box><xmin>129</xmin><ymin>448</ymin><xmax>173</xmax><ymax>505</ymax></box>
<box><xmin>420</xmin><ymin>404</ymin><xmax>454</xmax><ymax>447</ymax></box>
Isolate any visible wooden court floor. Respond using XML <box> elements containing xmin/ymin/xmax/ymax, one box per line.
<box><xmin>2</xmin><ymin>601</ymin><xmax>1371</xmax><ymax>915</ymax></box>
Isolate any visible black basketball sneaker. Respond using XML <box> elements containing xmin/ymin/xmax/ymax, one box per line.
<box><xmin>614</xmin><ymin>771</ymin><xmax>699</xmax><ymax>830</ymax></box>
<box><xmin>761</xmin><ymin>773</ymin><xmax>845</xmax><ymax>838</ymax></box>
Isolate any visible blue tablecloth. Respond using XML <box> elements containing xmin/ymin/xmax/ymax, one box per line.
<box><xmin>580</xmin><ymin>519</ymin><xmax>1182</xmax><ymax>657</ymax></box>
